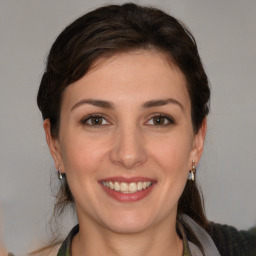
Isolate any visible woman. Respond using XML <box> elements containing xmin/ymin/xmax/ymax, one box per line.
<box><xmin>37</xmin><ymin>3</ymin><xmax>255</xmax><ymax>256</ymax></box>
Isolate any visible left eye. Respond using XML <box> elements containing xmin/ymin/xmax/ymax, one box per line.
<box><xmin>81</xmin><ymin>115</ymin><xmax>109</xmax><ymax>126</ymax></box>
<box><xmin>146</xmin><ymin>115</ymin><xmax>174</xmax><ymax>126</ymax></box>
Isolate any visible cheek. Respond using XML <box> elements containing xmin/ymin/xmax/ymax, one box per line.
<box><xmin>149</xmin><ymin>132</ymin><xmax>193</xmax><ymax>174</ymax></box>
<box><xmin>60</xmin><ymin>132</ymin><xmax>109</xmax><ymax>176</ymax></box>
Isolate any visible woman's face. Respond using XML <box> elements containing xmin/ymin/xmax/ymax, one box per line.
<box><xmin>44</xmin><ymin>50</ymin><xmax>205</xmax><ymax>234</ymax></box>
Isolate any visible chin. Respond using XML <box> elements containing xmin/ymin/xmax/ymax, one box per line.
<box><xmin>101</xmin><ymin>211</ymin><xmax>155</xmax><ymax>234</ymax></box>
<box><xmin>107</xmin><ymin>222</ymin><xmax>149</xmax><ymax>234</ymax></box>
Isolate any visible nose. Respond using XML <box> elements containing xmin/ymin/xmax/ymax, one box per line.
<box><xmin>110</xmin><ymin>125</ymin><xmax>147</xmax><ymax>169</ymax></box>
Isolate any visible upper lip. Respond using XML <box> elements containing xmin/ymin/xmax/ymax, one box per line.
<box><xmin>99</xmin><ymin>176</ymin><xmax>156</xmax><ymax>183</ymax></box>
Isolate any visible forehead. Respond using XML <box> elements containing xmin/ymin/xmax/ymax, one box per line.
<box><xmin>62</xmin><ymin>50</ymin><xmax>190</xmax><ymax>110</ymax></box>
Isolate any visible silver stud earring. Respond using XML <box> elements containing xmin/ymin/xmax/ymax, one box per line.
<box><xmin>58</xmin><ymin>167</ymin><xmax>63</xmax><ymax>180</ymax></box>
<box><xmin>188</xmin><ymin>161</ymin><xmax>196</xmax><ymax>181</ymax></box>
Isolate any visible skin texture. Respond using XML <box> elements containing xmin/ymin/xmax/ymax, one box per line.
<box><xmin>0</xmin><ymin>243</ymin><xmax>8</xmax><ymax>256</ymax></box>
<box><xmin>44</xmin><ymin>50</ymin><xmax>206</xmax><ymax>256</ymax></box>
<box><xmin>0</xmin><ymin>213</ymin><xmax>8</xmax><ymax>256</ymax></box>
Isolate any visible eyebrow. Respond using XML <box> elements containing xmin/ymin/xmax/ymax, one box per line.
<box><xmin>71</xmin><ymin>98</ymin><xmax>184</xmax><ymax>111</ymax></box>
<box><xmin>143</xmin><ymin>98</ymin><xmax>184</xmax><ymax>111</ymax></box>
<box><xmin>71</xmin><ymin>99</ymin><xmax>114</xmax><ymax>111</ymax></box>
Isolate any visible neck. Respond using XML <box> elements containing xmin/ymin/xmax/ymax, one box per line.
<box><xmin>72</xmin><ymin>217</ymin><xmax>183</xmax><ymax>256</ymax></box>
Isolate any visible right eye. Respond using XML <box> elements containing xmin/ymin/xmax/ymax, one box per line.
<box><xmin>81</xmin><ymin>115</ymin><xmax>109</xmax><ymax>126</ymax></box>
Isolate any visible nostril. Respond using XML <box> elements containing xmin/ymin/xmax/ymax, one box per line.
<box><xmin>109</xmin><ymin>128</ymin><xmax>147</xmax><ymax>168</ymax></box>
<box><xmin>110</xmin><ymin>145</ymin><xmax>147</xmax><ymax>169</ymax></box>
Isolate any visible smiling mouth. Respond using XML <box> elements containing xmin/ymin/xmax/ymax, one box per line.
<box><xmin>101</xmin><ymin>181</ymin><xmax>153</xmax><ymax>193</ymax></box>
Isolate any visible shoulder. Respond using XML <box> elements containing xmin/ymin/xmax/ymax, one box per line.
<box><xmin>207</xmin><ymin>222</ymin><xmax>256</xmax><ymax>256</ymax></box>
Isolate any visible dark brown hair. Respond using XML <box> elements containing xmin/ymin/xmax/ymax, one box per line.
<box><xmin>37</xmin><ymin>3</ymin><xmax>210</xmax><ymax>254</ymax></box>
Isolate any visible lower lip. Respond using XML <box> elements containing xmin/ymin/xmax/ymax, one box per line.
<box><xmin>100</xmin><ymin>183</ymin><xmax>155</xmax><ymax>202</ymax></box>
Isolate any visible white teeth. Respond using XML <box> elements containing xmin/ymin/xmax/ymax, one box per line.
<box><xmin>120</xmin><ymin>182</ymin><xmax>128</xmax><ymax>192</ymax></box>
<box><xmin>109</xmin><ymin>181</ymin><xmax>114</xmax><ymax>189</ymax></box>
<box><xmin>114</xmin><ymin>181</ymin><xmax>120</xmax><ymax>191</ymax></box>
<box><xmin>137</xmin><ymin>182</ymin><xmax>143</xmax><ymax>191</ymax></box>
<box><xmin>128</xmin><ymin>182</ymin><xmax>137</xmax><ymax>192</ymax></box>
<box><xmin>102</xmin><ymin>181</ymin><xmax>152</xmax><ymax>193</ymax></box>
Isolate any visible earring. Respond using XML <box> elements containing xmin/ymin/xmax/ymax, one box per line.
<box><xmin>58</xmin><ymin>167</ymin><xmax>63</xmax><ymax>180</ymax></box>
<box><xmin>188</xmin><ymin>160</ymin><xmax>196</xmax><ymax>181</ymax></box>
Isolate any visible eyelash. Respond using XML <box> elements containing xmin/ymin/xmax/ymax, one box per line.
<box><xmin>81</xmin><ymin>113</ymin><xmax>175</xmax><ymax>127</ymax></box>
<box><xmin>146</xmin><ymin>114</ymin><xmax>175</xmax><ymax>127</ymax></box>
<box><xmin>81</xmin><ymin>114</ymin><xmax>110</xmax><ymax>127</ymax></box>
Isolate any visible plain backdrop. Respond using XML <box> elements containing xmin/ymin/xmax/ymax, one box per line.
<box><xmin>0</xmin><ymin>0</ymin><xmax>255</xmax><ymax>255</ymax></box>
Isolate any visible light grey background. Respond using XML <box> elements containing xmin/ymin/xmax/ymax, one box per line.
<box><xmin>0</xmin><ymin>0</ymin><xmax>255</xmax><ymax>255</ymax></box>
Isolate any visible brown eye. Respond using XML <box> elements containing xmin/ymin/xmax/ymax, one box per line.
<box><xmin>152</xmin><ymin>116</ymin><xmax>166</xmax><ymax>125</ymax></box>
<box><xmin>90</xmin><ymin>116</ymin><xmax>103</xmax><ymax>125</ymax></box>
<box><xmin>146</xmin><ymin>114</ymin><xmax>174</xmax><ymax>126</ymax></box>
<box><xmin>82</xmin><ymin>115</ymin><xmax>109</xmax><ymax>126</ymax></box>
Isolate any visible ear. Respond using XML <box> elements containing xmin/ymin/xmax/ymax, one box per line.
<box><xmin>189</xmin><ymin>118</ymin><xmax>207</xmax><ymax>166</ymax></box>
<box><xmin>43</xmin><ymin>119</ymin><xmax>64</xmax><ymax>173</ymax></box>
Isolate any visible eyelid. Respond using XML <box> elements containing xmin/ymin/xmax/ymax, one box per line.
<box><xmin>80</xmin><ymin>113</ymin><xmax>175</xmax><ymax>127</ymax></box>
<box><xmin>145</xmin><ymin>113</ymin><xmax>175</xmax><ymax>126</ymax></box>
<box><xmin>81</xmin><ymin>114</ymin><xmax>111</xmax><ymax>126</ymax></box>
